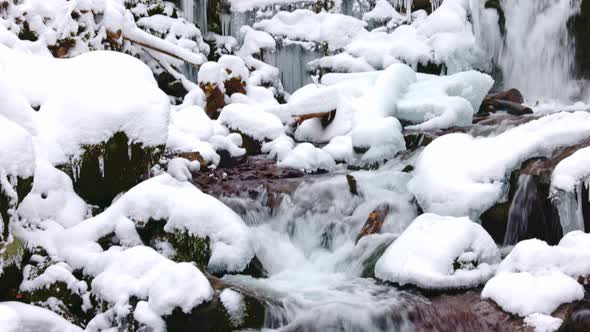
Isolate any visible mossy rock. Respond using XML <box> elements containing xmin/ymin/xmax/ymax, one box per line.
<box><xmin>156</xmin><ymin>71</ymin><xmax>187</xmax><ymax>100</ymax></box>
<box><xmin>0</xmin><ymin>238</ymin><xmax>29</xmax><ymax>301</ymax></box>
<box><xmin>60</xmin><ymin>132</ymin><xmax>163</xmax><ymax>209</ymax></box>
<box><xmin>22</xmin><ymin>281</ymin><xmax>89</xmax><ymax>326</ymax></box>
<box><xmin>136</xmin><ymin>219</ymin><xmax>212</xmax><ymax>271</ymax></box>
<box><xmin>1</xmin><ymin>176</ymin><xmax>33</xmax><ymax>241</ymax></box>
<box><xmin>164</xmin><ymin>288</ymin><xmax>266</xmax><ymax>332</ymax></box>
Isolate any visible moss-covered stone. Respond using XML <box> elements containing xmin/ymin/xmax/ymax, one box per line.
<box><xmin>23</xmin><ymin>281</ymin><xmax>89</xmax><ymax>326</ymax></box>
<box><xmin>136</xmin><ymin>219</ymin><xmax>212</xmax><ymax>271</ymax></box>
<box><xmin>1</xmin><ymin>176</ymin><xmax>33</xmax><ymax>241</ymax></box>
<box><xmin>164</xmin><ymin>288</ymin><xmax>266</xmax><ymax>332</ymax></box>
<box><xmin>60</xmin><ymin>131</ymin><xmax>163</xmax><ymax>209</ymax></box>
<box><xmin>0</xmin><ymin>238</ymin><xmax>30</xmax><ymax>301</ymax></box>
<box><xmin>156</xmin><ymin>71</ymin><xmax>187</xmax><ymax>100</ymax></box>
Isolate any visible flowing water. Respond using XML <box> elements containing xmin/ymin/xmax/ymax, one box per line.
<box><xmin>219</xmin><ymin>157</ymin><xmax>422</xmax><ymax>330</ymax></box>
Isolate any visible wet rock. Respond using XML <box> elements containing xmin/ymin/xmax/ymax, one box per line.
<box><xmin>356</xmin><ymin>204</ymin><xmax>392</xmax><ymax>243</ymax></box>
<box><xmin>157</xmin><ymin>71</ymin><xmax>187</xmax><ymax>101</ymax></box>
<box><xmin>61</xmin><ymin>132</ymin><xmax>163</xmax><ymax>210</ymax></box>
<box><xmin>411</xmin><ymin>290</ymin><xmax>525</xmax><ymax>331</ymax></box>
<box><xmin>558</xmin><ymin>300</ymin><xmax>590</xmax><ymax>332</ymax></box>
<box><xmin>569</xmin><ymin>0</ymin><xmax>590</xmax><ymax>79</ymax></box>
<box><xmin>346</xmin><ymin>174</ymin><xmax>359</xmax><ymax>196</ymax></box>
<box><xmin>175</xmin><ymin>151</ymin><xmax>208</xmax><ymax>170</ymax></box>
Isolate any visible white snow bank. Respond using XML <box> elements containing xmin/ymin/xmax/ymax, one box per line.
<box><xmin>219</xmin><ymin>104</ymin><xmax>285</xmax><ymax>141</ymax></box>
<box><xmin>0</xmin><ymin>116</ymin><xmax>35</xmax><ymax>179</ymax></box>
<box><xmin>375</xmin><ymin>213</ymin><xmax>500</xmax><ymax>289</ymax></box>
<box><xmin>409</xmin><ymin>112</ymin><xmax>590</xmax><ymax>218</ymax></box>
<box><xmin>254</xmin><ymin>10</ymin><xmax>368</xmax><ymax>51</ymax></box>
<box><xmin>351</xmin><ymin>117</ymin><xmax>406</xmax><ymax>164</ymax></box>
<box><xmin>551</xmin><ymin>146</ymin><xmax>590</xmax><ymax>192</ymax></box>
<box><xmin>0</xmin><ymin>301</ymin><xmax>82</xmax><ymax>332</ymax></box>
<box><xmin>481</xmin><ymin>271</ymin><xmax>583</xmax><ymax>316</ymax></box>
<box><xmin>262</xmin><ymin>135</ymin><xmax>295</xmax><ymax>161</ymax></box>
<box><xmin>363</xmin><ymin>0</ymin><xmax>405</xmax><ymax>24</ymax></box>
<box><xmin>0</xmin><ymin>46</ymin><xmax>170</xmax><ymax>164</ymax></box>
<box><xmin>278</xmin><ymin>143</ymin><xmax>336</xmax><ymax>172</ymax></box>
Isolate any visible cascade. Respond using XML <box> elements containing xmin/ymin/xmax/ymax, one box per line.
<box><xmin>503</xmin><ymin>175</ymin><xmax>563</xmax><ymax>246</ymax></box>
<box><xmin>179</xmin><ymin>0</ymin><xmax>209</xmax><ymax>34</ymax></box>
<box><xmin>217</xmin><ymin>162</ymin><xmax>420</xmax><ymax>330</ymax></box>
<box><xmin>472</xmin><ymin>0</ymin><xmax>585</xmax><ymax>102</ymax></box>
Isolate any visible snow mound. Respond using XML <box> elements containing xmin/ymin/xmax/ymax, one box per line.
<box><xmin>524</xmin><ymin>313</ymin><xmax>563</xmax><ymax>332</ymax></box>
<box><xmin>551</xmin><ymin>146</ymin><xmax>590</xmax><ymax>192</ymax></box>
<box><xmin>0</xmin><ymin>116</ymin><xmax>35</xmax><ymax>179</ymax></box>
<box><xmin>219</xmin><ymin>103</ymin><xmax>285</xmax><ymax>141</ymax></box>
<box><xmin>398</xmin><ymin>71</ymin><xmax>494</xmax><ymax>130</ymax></box>
<box><xmin>0</xmin><ymin>302</ymin><xmax>82</xmax><ymax>332</ymax></box>
<box><xmin>409</xmin><ymin>112</ymin><xmax>590</xmax><ymax>218</ymax></box>
<box><xmin>278</xmin><ymin>143</ymin><xmax>336</xmax><ymax>172</ymax></box>
<box><xmin>481</xmin><ymin>271</ymin><xmax>583</xmax><ymax>316</ymax></box>
<box><xmin>375</xmin><ymin>213</ymin><xmax>500</xmax><ymax>289</ymax></box>
<box><xmin>0</xmin><ymin>46</ymin><xmax>170</xmax><ymax>164</ymax></box>
<box><xmin>254</xmin><ymin>10</ymin><xmax>368</xmax><ymax>52</ymax></box>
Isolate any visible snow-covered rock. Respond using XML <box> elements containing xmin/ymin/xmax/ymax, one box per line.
<box><xmin>551</xmin><ymin>146</ymin><xmax>590</xmax><ymax>192</ymax></box>
<box><xmin>0</xmin><ymin>302</ymin><xmax>82</xmax><ymax>332</ymax></box>
<box><xmin>278</xmin><ymin>143</ymin><xmax>337</xmax><ymax>172</ymax></box>
<box><xmin>482</xmin><ymin>271</ymin><xmax>583</xmax><ymax>316</ymax></box>
<box><xmin>409</xmin><ymin>112</ymin><xmax>590</xmax><ymax>218</ymax></box>
<box><xmin>375</xmin><ymin>213</ymin><xmax>500</xmax><ymax>290</ymax></box>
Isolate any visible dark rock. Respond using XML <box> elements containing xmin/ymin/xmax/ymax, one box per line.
<box><xmin>157</xmin><ymin>71</ymin><xmax>187</xmax><ymax>100</ymax></box>
<box><xmin>558</xmin><ymin>300</ymin><xmax>590</xmax><ymax>332</ymax></box>
<box><xmin>61</xmin><ymin>132</ymin><xmax>163</xmax><ymax>210</ymax></box>
<box><xmin>224</xmin><ymin>77</ymin><xmax>247</xmax><ymax>96</ymax></box>
<box><xmin>346</xmin><ymin>174</ymin><xmax>359</xmax><ymax>196</ymax></box>
<box><xmin>569</xmin><ymin>0</ymin><xmax>590</xmax><ymax>79</ymax></box>
<box><xmin>1</xmin><ymin>176</ymin><xmax>33</xmax><ymax>242</ymax></box>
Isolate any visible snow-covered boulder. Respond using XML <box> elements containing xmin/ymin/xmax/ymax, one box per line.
<box><xmin>375</xmin><ymin>214</ymin><xmax>500</xmax><ymax>290</ymax></box>
<box><xmin>278</xmin><ymin>143</ymin><xmax>336</xmax><ymax>172</ymax></box>
<box><xmin>408</xmin><ymin>112</ymin><xmax>590</xmax><ymax>218</ymax></box>
<box><xmin>0</xmin><ymin>46</ymin><xmax>170</xmax><ymax>208</ymax></box>
<box><xmin>0</xmin><ymin>302</ymin><xmax>82</xmax><ymax>332</ymax></box>
<box><xmin>482</xmin><ymin>233</ymin><xmax>590</xmax><ymax>317</ymax></box>
<box><xmin>482</xmin><ymin>271</ymin><xmax>584</xmax><ymax>317</ymax></box>
<box><xmin>219</xmin><ymin>103</ymin><xmax>285</xmax><ymax>154</ymax></box>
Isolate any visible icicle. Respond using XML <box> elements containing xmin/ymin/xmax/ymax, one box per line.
<box><xmin>392</xmin><ymin>0</ymin><xmax>413</xmax><ymax>20</ymax></box>
<box><xmin>98</xmin><ymin>155</ymin><xmax>105</xmax><ymax>178</ymax></box>
<box><xmin>262</xmin><ymin>42</ymin><xmax>323</xmax><ymax>93</ymax></box>
<box><xmin>128</xmin><ymin>144</ymin><xmax>133</xmax><ymax>161</ymax></box>
<box><xmin>431</xmin><ymin>0</ymin><xmax>444</xmax><ymax>12</ymax></box>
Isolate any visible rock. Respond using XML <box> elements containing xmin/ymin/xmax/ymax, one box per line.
<box><xmin>0</xmin><ymin>176</ymin><xmax>32</xmax><ymax>242</ymax></box>
<box><xmin>175</xmin><ymin>151</ymin><xmax>208</xmax><ymax>170</ymax></box>
<box><xmin>355</xmin><ymin>204</ymin><xmax>391</xmax><ymax>243</ymax></box>
<box><xmin>200</xmin><ymin>82</ymin><xmax>225</xmax><ymax>120</ymax></box>
<box><xmin>569</xmin><ymin>0</ymin><xmax>590</xmax><ymax>79</ymax></box>
<box><xmin>346</xmin><ymin>174</ymin><xmax>359</xmax><ymax>196</ymax></box>
<box><xmin>558</xmin><ymin>300</ymin><xmax>590</xmax><ymax>332</ymax></box>
<box><xmin>157</xmin><ymin>71</ymin><xmax>188</xmax><ymax>101</ymax></box>
<box><xmin>0</xmin><ymin>238</ymin><xmax>29</xmax><ymax>301</ymax></box>
<box><xmin>61</xmin><ymin>132</ymin><xmax>163</xmax><ymax>209</ymax></box>
<box><xmin>224</xmin><ymin>77</ymin><xmax>247</xmax><ymax>96</ymax></box>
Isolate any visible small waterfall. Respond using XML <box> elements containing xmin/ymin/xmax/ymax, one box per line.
<box><xmin>495</xmin><ymin>0</ymin><xmax>582</xmax><ymax>101</ymax></box>
<box><xmin>393</xmin><ymin>0</ymin><xmax>414</xmax><ymax>18</ymax></box>
<box><xmin>503</xmin><ymin>175</ymin><xmax>563</xmax><ymax>246</ymax></box>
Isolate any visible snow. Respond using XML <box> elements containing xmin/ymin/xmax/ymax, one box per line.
<box><xmin>0</xmin><ymin>116</ymin><xmax>35</xmax><ymax>179</ymax></box>
<box><xmin>198</xmin><ymin>61</ymin><xmax>226</xmax><ymax>87</ymax></box>
<box><xmin>0</xmin><ymin>302</ymin><xmax>82</xmax><ymax>332</ymax></box>
<box><xmin>220</xmin><ymin>289</ymin><xmax>245</xmax><ymax>326</ymax></box>
<box><xmin>397</xmin><ymin>71</ymin><xmax>494</xmax><ymax>130</ymax></box>
<box><xmin>551</xmin><ymin>147</ymin><xmax>590</xmax><ymax>192</ymax></box>
<box><xmin>351</xmin><ymin>117</ymin><xmax>406</xmax><ymax>164</ymax></box>
<box><xmin>218</xmin><ymin>103</ymin><xmax>285</xmax><ymax>141</ymax></box>
<box><xmin>227</xmin><ymin>0</ymin><xmax>317</xmax><ymax>12</ymax></box>
<box><xmin>363</xmin><ymin>0</ymin><xmax>405</xmax><ymax>24</ymax></box>
<box><xmin>278</xmin><ymin>143</ymin><xmax>337</xmax><ymax>172</ymax></box>
<box><xmin>524</xmin><ymin>314</ymin><xmax>563</xmax><ymax>332</ymax></box>
<box><xmin>254</xmin><ymin>10</ymin><xmax>368</xmax><ymax>52</ymax></box>
<box><xmin>17</xmin><ymin>161</ymin><xmax>88</xmax><ymax>228</ymax></box>
<box><xmin>409</xmin><ymin>112</ymin><xmax>590</xmax><ymax>218</ymax></box>
<box><xmin>375</xmin><ymin>213</ymin><xmax>500</xmax><ymax>290</ymax></box>
<box><xmin>0</xmin><ymin>45</ymin><xmax>170</xmax><ymax>164</ymax></box>
<box><xmin>481</xmin><ymin>271</ymin><xmax>583</xmax><ymax>317</ymax></box>
<box><xmin>218</xmin><ymin>55</ymin><xmax>250</xmax><ymax>81</ymax></box>
<box><xmin>262</xmin><ymin>135</ymin><xmax>296</xmax><ymax>161</ymax></box>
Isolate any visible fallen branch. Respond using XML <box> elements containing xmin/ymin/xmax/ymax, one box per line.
<box><xmin>293</xmin><ymin>110</ymin><xmax>337</xmax><ymax>127</ymax></box>
<box><xmin>355</xmin><ymin>203</ymin><xmax>393</xmax><ymax>244</ymax></box>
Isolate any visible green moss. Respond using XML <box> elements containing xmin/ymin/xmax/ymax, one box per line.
<box><xmin>24</xmin><ymin>281</ymin><xmax>89</xmax><ymax>326</ymax></box>
<box><xmin>18</xmin><ymin>20</ymin><xmax>38</xmax><ymax>41</ymax></box>
<box><xmin>60</xmin><ymin>131</ymin><xmax>163</xmax><ymax>209</ymax></box>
